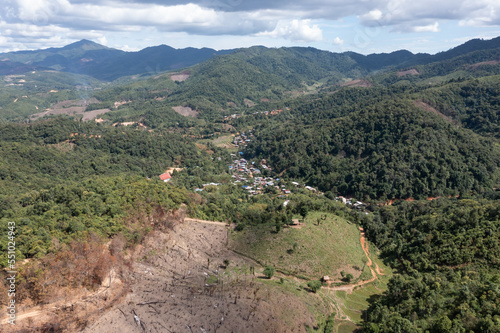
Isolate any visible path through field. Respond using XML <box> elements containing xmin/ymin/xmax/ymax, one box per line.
<box><xmin>324</xmin><ymin>227</ymin><xmax>383</xmax><ymax>293</ymax></box>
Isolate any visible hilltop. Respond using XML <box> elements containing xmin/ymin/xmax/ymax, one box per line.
<box><xmin>0</xmin><ymin>39</ymin><xmax>233</xmax><ymax>80</ymax></box>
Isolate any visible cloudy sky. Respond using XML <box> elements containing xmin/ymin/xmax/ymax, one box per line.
<box><xmin>0</xmin><ymin>0</ymin><xmax>499</xmax><ymax>54</ymax></box>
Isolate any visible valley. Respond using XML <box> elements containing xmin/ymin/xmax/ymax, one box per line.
<box><xmin>0</xmin><ymin>36</ymin><xmax>500</xmax><ymax>332</ymax></box>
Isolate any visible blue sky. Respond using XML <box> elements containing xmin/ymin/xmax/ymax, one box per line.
<box><xmin>0</xmin><ymin>0</ymin><xmax>499</xmax><ymax>54</ymax></box>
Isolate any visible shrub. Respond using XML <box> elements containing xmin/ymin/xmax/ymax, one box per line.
<box><xmin>263</xmin><ymin>266</ymin><xmax>275</xmax><ymax>279</ymax></box>
<box><xmin>307</xmin><ymin>280</ymin><xmax>322</xmax><ymax>293</ymax></box>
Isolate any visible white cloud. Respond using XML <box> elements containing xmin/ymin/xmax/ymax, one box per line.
<box><xmin>3</xmin><ymin>0</ymin><xmax>274</xmax><ymax>36</ymax></box>
<box><xmin>0</xmin><ymin>35</ymin><xmax>8</xmax><ymax>47</ymax></box>
<box><xmin>79</xmin><ymin>3</ymin><xmax>219</xmax><ymax>27</ymax></box>
<box><xmin>333</xmin><ymin>36</ymin><xmax>344</xmax><ymax>45</ymax></box>
<box><xmin>358</xmin><ymin>0</ymin><xmax>500</xmax><ymax>32</ymax></box>
<box><xmin>16</xmin><ymin>0</ymin><xmax>70</xmax><ymax>25</ymax></box>
<box><xmin>413</xmin><ymin>22</ymin><xmax>440</xmax><ymax>32</ymax></box>
<box><xmin>96</xmin><ymin>36</ymin><xmax>108</xmax><ymax>46</ymax></box>
<box><xmin>360</xmin><ymin>9</ymin><xmax>383</xmax><ymax>21</ymax></box>
<box><xmin>0</xmin><ymin>19</ymin><xmax>107</xmax><ymax>52</ymax></box>
<box><xmin>256</xmin><ymin>19</ymin><xmax>323</xmax><ymax>42</ymax></box>
<box><xmin>0</xmin><ymin>0</ymin><xmax>499</xmax><ymax>53</ymax></box>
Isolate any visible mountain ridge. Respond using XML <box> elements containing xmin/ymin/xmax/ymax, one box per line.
<box><xmin>1</xmin><ymin>37</ymin><xmax>499</xmax><ymax>80</ymax></box>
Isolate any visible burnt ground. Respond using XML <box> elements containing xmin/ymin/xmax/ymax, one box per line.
<box><xmin>1</xmin><ymin>218</ymin><xmax>328</xmax><ymax>332</ymax></box>
<box><xmin>171</xmin><ymin>106</ymin><xmax>199</xmax><ymax>117</ymax></box>
<box><xmin>82</xmin><ymin>219</ymin><xmax>322</xmax><ymax>333</ymax></box>
<box><xmin>29</xmin><ymin>98</ymin><xmax>111</xmax><ymax>121</ymax></box>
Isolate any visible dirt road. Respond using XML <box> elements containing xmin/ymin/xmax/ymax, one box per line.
<box><xmin>183</xmin><ymin>217</ymin><xmax>228</xmax><ymax>226</ymax></box>
<box><xmin>324</xmin><ymin>227</ymin><xmax>382</xmax><ymax>293</ymax></box>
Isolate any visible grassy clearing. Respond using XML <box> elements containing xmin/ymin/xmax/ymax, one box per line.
<box><xmin>337</xmin><ymin>321</ymin><xmax>358</xmax><ymax>333</ymax></box>
<box><xmin>197</xmin><ymin>135</ymin><xmax>238</xmax><ymax>152</ymax></box>
<box><xmin>211</xmin><ymin>135</ymin><xmax>235</xmax><ymax>147</ymax></box>
<box><xmin>332</xmin><ymin>273</ymin><xmax>392</xmax><ymax>331</ymax></box>
<box><xmin>228</xmin><ymin>211</ymin><xmax>392</xmax><ymax>332</ymax></box>
<box><xmin>246</xmin><ymin>275</ymin><xmax>334</xmax><ymax>332</ymax></box>
<box><xmin>229</xmin><ymin>211</ymin><xmax>366</xmax><ymax>281</ymax></box>
<box><xmin>315</xmin><ymin>241</ymin><xmax>393</xmax><ymax>332</ymax></box>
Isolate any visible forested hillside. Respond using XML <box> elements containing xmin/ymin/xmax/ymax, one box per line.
<box><xmin>362</xmin><ymin>199</ymin><xmax>500</xmax><ymax>332</ymax></box>
<box><xmin>0</xmin><ymin>117</ymin><xmax>233</xmax><ymax>261</ymax></box>
<box><xmin>245</xmin><ymin>85</ymin><xmax>500</xmax><ymax>200</ymax></box>
<box><xmin>1</xmin><ymin>37</ymin><xmax>500</xmax><ymax>332</ymax></box>
<box><xmin>414</xmin><ymin>77</ymin><xmax>500</xmax><ymax>138</ymax></box>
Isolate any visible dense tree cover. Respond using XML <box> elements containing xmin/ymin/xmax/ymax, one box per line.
<box><xmin>0</xmin><ymin>176</ymin><xmax>189</xmax><ymax>264</ymax></box>
<box><xmin>416</xmin><ymin>48</ymin><xmax>500</xmax><ymax>79</ymax></box>
<box><xmin>102</xmin><ymin>99</ymin><xmax>198</xmax><ymax>129</ymax></box>
<box><xmin>246</xmin><ymin>98</ymin><xmax>500</xmax><ymax>200</ymax></box>
<box><xmin>181</xmin><ymin>181</ymin><xmax>355</xmax><ymax>227</ymax></box>
<box><xmin>167</xmin><ymin>53</ymin><xmax>302</xmax><ymax>118</ymax></box>
<box><xmin>0</xmin><ymin>117</ymin><xmax>224</xmax><ymax>263</ymax></box>
<box><xmin>414</xmin><ymin>77</ymin><xmax>500</xmax><ymax>138</ymax></box>
<box><xmin>238</xmin><ymin>46</ymin><xmax>367</xmax><ymax>83</ymax></box>
<box><xmin>362</xmin><ymin>199</ymin><xmax>500</xmax><ymax>332</ymax></box>
<box><xmin>0</xmin><ymin>118</ymin><xmax>205</xmax><ymax>195</ymax></box>
<box><xmin>92</xmin><ymin>73</ymin><xmax>177</xmax><ymax>102</ymax></box>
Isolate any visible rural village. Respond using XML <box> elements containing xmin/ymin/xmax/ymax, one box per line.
<box><xmin>158</xmin><ymin>128</ymin><xmax>368</xmax><ymax>210</ymax></box>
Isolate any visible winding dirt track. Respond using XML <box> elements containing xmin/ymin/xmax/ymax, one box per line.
<box><xmin>1</xmin><ymin>308</ymin><xmax>53</xmax><ymax>325</ymax></box>
<box><xmin>323</xmin><ymin>227</ymin><xmax>383</xmax><ymax>293</ymax></box>
<box><xmin>183</xmin><ymin>217</ymin><xmax>228</xmax><ymax>226</ymax></box>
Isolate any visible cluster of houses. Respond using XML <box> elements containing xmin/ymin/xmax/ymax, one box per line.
<box><xmin>160</xmin><ymin>159</ymin><xmax>369</xmax><ymax>210</ymax></box>
<box><xmin>254</xmin><ymin>108</ymin><xmax>288</xmax><ymax>116</ymax></box>
<box><xmin>336</xmin><ymin>196</ymin><xmax>368</xmax><ymax>210</ymax></box>
<box><xmin>229</xmin><ymin>156</ymin><xmax>281</xmax><ymax>195</ymax></box>
<box><xmin>222</xmin><ymin>108</ymin><xmax>290</xmax><ymax>122</ymax></box>
<box><xmin>232</xmin><ymin>131</ymin><xmax>253</xmax><ymax>147</ymax></box>
<box><xmin>228</xmin><ymin>155</ymin><xmax>323</xmax><ymax>197</ymax></box>
<box><xmin>223</xmin><ymin>113</ymin><xmax>242</xmax><ymax>121</ymax></box>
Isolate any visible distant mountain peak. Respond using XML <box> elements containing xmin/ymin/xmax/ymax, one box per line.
<box><xmin>63</xmin><ymin>39</ymin><xmax>109</xmax><ymax>50</ymax></box>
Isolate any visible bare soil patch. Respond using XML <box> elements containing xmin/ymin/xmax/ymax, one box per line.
<box><xmin>341</xmin><ymin>79</ymin><xmax>372</xmax><ymax>87</ymax></box>
<box><xmin>172</xmin><ymin>106</ymin><xmax>199</xmax><ymax>117</ymax></box>
<box><xmin>397</xmin><ymin>68</ymin><xmax>420</xmax><ymax>77</ymax></box>
<box><xmin>468</xmin><ymin>59</ymin><xmax>500</xmax><ymax>69</ymax></box>
<box><xmin>244</xmin><ymin>98</ymin><xmax>256</xmax><ymax>107</ymax></box>
<box><xmin>413</xmin><ymin>100</ymin><xmax>456</xmax><ymax>123</ymax></box>
<box><xmin>1</xmin><ymin>256</ymin><xmax>128</xmax><ymax>332</ymax></box>
<box><xmin>170</xmin><ymin>71</ymin><xmax>191</xmax><ymax>82</ymax></box>
<box><xmin>30</xmin><ymin>98</ymin><xmax>111</xmax><ymax>122</ymax></box>
<box><xmin>83</xmin><ymin>219</ymin><xmax>320</xmax><ymax>333</ymax></box>
<box><xmin>82</xmin><ymin>109</ymin><xmax>113</xmax><ymax>121</ymax></box>
<box><xmin>164</xmin><ymin>167</ymin><xmax>184</xmax><ymax>174</ymax></box>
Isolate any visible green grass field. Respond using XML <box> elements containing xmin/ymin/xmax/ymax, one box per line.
<box><xmin>229</xmin><ymin>210</ymin><xmax>393</xmax><ymax>332</ymax></box>
<box><xmin>212</xmin><ymin>135</ymin><xmax>235</xmax><ymax>147</ymax></box>
<box><xmin>330</xmin><ymin>262</ymin><xmax>393</xmax><ymax>331</ymax></box>
<box><xmin>197</xmin><ymin>135</ymin><xmax>238</xmax><ymax>152</ymax></box>
<box><xmin>229</xmin><ymin>211</ymin><xmax>367</xmax><ymax>280</ymax></box>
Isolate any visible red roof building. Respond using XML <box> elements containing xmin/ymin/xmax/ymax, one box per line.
<box><xmin>159</xmin><ymin>172</ymin><xmax>171</xmax><ymax>182</ymax></box>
